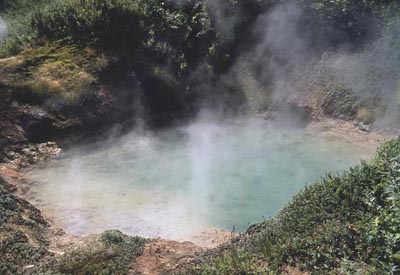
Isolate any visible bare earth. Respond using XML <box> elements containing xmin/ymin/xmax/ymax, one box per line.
<box><xmin>308</xmin><ymin>118</ymin><xmax>390</xmax><ymax>152</ymax></box>
<box><xmin>133</xmin><ymin>239</ymin><xmax>204</xmax><ymax>275</ymax></box>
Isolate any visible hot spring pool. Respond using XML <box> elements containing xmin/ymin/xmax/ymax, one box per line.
<box><xmin>24</xmin><ymin>118</ymin><xmax>374</xmax><ymax>240</ymax></box>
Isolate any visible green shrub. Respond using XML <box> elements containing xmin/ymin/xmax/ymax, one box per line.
<box><xmin>99</xmin><ymin>230</ymin><xmax>124</xmax><ymax>245</ymax></box>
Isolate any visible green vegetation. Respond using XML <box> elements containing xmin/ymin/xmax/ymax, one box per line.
<box><xmin>2</xmin><ymin>0</ymin><xmax>399</xmax><ymax>53</ymax></box>
<box><xmin>0</xmin><ymin>43</ymin><xmax>106</xmax><ymax>110</ymax></box>
<box><xmin>1</xmin><ymin>0</ymin><xmax>399</xmax><ymax>70</ymax></box>
<box><xmin>0</xmin><ymin>0</ymin><xmax>221</xmax><ymax>125</ymax></box>
<box><xmin>38</xmin><ymin>230</ymin><xmax>146</xmax><ymax>275</ymax></box>
<box><xmin>184</xmin><ymin>139</ymin><xmax>400</xmax><ymax>274</ymax></box>
<box><xmin>0</xmin><ymin>0</ymin><xmax>216</xmax><ymax>72</ymax></box>
<box><xmin>0</xmin><ymin>184</ymin><xmax>50</xmax><ymax>274</ymax></box>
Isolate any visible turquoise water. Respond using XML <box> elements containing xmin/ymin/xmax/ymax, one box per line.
<box><xmin>24</xmin><ymin>118</ymin><xmax>374</xmax><ymax>239</ymax></box>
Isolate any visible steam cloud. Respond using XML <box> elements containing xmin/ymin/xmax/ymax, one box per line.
<box><xmin>191</xmin><ymin>1</ymin><xmax>400</xmax><ymax>129</ymax></box>
<box><xmin>203</xmin><ymin>0</ymin><xmax>240</xmax><ymax>42</ymax></box>
<box><xmin>190</xmin><ymin>2</ymin><xmax>313</xmax><ymax>121</ymax></box>
<box><xmin>0</xmin><ymin>16</ymin><xmax>6</xmax><ymax>41</ymax></box>
<box><xmin>169</xmin><ymin>0</ymin><xmax>240</xmax><ymax>41</ymax></box>
<box><xmin>235</xmin><ymin>2</ymin><xmax>309</xmax><ymax>107</ymax></box>
<box><xmin>325</xmin><ymin>34</ymin><xmax>400</xmax><ymax>129</ymax></box>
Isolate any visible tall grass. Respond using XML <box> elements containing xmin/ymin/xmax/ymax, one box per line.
<box><xmin>0</xmin><ymin>0</ymin><xmax>142</xmax><ymax>56</ymax></box>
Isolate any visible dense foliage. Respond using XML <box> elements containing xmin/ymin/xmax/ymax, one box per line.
<box><xmin>1</xmin><ymin>0</ymin><xmax>399</xmax><ymax>62</ymax></box>
<box><xmin>0</xmin><ymin>0</ymin><xmax>218</xmax><ymax>74</ymax></box>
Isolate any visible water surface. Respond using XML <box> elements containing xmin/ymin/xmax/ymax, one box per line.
<box><xmin>24</xmin><ymin>118</ymin><xmax>374</xmax><ymax>239</ymax></box>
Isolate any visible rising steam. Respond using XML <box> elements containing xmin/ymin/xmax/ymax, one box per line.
<box><xmin>0</xmin><ymin>16</ymin><xmax>6</xmax><ymax>41</ymax></box>
<box><xmin>197</xmin><ymin>1</ymin><xmax>400</xmax><ymax>129</ymax></box>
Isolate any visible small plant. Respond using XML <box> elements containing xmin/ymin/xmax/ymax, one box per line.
<box><xmin>99</xmin><ymin>230</ymin><xmax>124</xmax><ymax>245</ymax></box>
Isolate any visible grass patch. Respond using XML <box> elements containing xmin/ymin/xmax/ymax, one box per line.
<box><xmin>40</xmin><ymin>230</ymin><xmax>146</xmax><ymax>275</ymax></box>
<box><xmin>0</xmin><ymin>42</ymin><xmax>108</xmax><ymax>111</ymax></box>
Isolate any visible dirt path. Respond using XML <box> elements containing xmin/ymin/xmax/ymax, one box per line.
<box><xmin>131</xmin><ymin>229</ymin><xmax>236</xmax><ymax>275</ymax></box>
